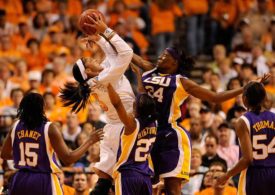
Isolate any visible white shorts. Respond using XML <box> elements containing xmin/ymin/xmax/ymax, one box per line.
<box><xmin>94</xmin><ymin>123</ymin><xmax>124</xmax><ymax>176</ymax></box>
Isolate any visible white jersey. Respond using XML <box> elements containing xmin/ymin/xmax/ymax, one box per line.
<box><xmin>90</xmin><ymin>33</ymin><xmax>135</xmax><ymax>124</ymax></box>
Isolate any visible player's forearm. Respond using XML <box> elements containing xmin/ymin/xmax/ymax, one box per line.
<box><xmin>226</xmin><ymin>157</ymin><xmax>252</xmax><ymax>178</ymax></box>
<box><xmin>62</xmin><ymin>140</ymin><xmax>92</xmax><ymax>165</ymax></box>
<box><xmin>132</xmin><ymin>54</ymin><xmax>154</xmax><ymax>71</ymax></box>
<box><xmin>212</xmin><ymin>87</ymin><xmax>243</xmax><ymax>103</ymax></box>
<box><xmin>96</xmin><ymin>30</ymin><xmax>133</xmax><ymax>55</ymax></box>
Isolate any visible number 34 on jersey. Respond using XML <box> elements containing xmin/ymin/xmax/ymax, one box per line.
<box><xmin>143</xmin><ymin>76</ymin><xmax>171</xmax><ymax>103</ymax></box>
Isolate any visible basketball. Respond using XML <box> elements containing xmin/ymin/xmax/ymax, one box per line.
<box><xmin>78</xmin><ymin>9</ymin><xmax>105</xmax><ymax>35</ymax></box>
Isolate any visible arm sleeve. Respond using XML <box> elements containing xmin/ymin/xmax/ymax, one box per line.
<box><xmin>96</xmin><ymin>33</ymin><xmax>133</xmax><ymax>84</ymax></box>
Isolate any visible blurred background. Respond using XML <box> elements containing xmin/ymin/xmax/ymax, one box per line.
<box><xmin>0</xmin><ymin>0</ymin><xmax>274</xmax><ymax>194</ymax></box>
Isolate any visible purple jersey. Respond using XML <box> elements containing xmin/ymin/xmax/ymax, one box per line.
<box><xmin>113</xmin><ymin>119</ymin><xmax>157</xmax><ymax>178</ymax></box>
<box><xmin>11</xmin><ymin>120</ymin><xmax>61</xmax><ymax>173</ymax></box>
<box><xmin>241</xmin><ymin>111</ymin><xmax>275</xmax><ymax>167</ymax></box>
<box><xmin>142</xmin><ymin>68</ymin><xmax>189</xmax><ymax>127</ymax></box>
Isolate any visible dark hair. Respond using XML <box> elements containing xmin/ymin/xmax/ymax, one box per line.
<box><xmin>209</xmin><ymin>161</ymin><xmax>228</xmax><ymax>172</ymax></box>
<box><xmin>218</xmin><ymin>122</ymin><xmax>229</xmax><ymax>130</ymax></box>
<box><xmin>0</xmin><ymin>9</ymin><xmax>6</xmax><ymax>17</ymax></box>
<box><xmin>41</xmin><ymin>69</ymin><xmax>54</xmax><ymax>83</ymax></box>
<box><xmin>205</xmin><ymin>134</ymin><xmax>219</xmax><ymax>144</ymax></box>
<box><xmin>59</xmin><ymin>63</ymin><xmax>91</xmax><ymax>113</ymax></box>
<box><xmin>227</xmin><ymin>77</ymin><xmax>243</xmax><ymax>90</ymax></box>
<box><xmin>33</xmin><ymin>12</ymin><xmax>48</xmax><ymax>29</ymax></box>
<box><xmin>167</xmin><ymin>47</ymin><xmax>195</xmax><ymax>77</ymax></box>
<box><xmin>136</xmin><ymin>94</ymin><xmax>157</xmax><ymax>124</ymax></box>
<box><xmin>243</xmin><ymin>82</ymin><xmax>266</xmax><ymax>115</ymax></box>
<box><xmin>43</xmin><ymin>91</ymin><xmax>55</xmax><ymax>99</ymax></box>
<box><xmin>17</xmin><ymin>93</ymin><xmax>48</xmax><ymax>129</ymax></box>
<box><xmin>26</xmin><ymin>38</ymin><xmax>40</xmax><ymax>48</ymax></box>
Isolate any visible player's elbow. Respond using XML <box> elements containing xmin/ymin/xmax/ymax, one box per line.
<box><xmin>244</xmin><ymin>155</ymin><xmax>253</xmax><ymax>165</ymax></box>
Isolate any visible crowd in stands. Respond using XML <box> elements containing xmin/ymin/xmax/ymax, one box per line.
<box><xmin>0</xmin><ymin>0</ymin><xmax>274</xmax><ymax>194</ymax></box>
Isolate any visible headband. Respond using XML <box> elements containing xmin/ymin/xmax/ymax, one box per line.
<box><xmin>166</xmin><ymin>47</ymin><xmax>180</xmax><ymax>61</ymax></box>
<box><xmin>76</xmin><ymin>59</ymin><xmax>88</xmax><ymax>80</ymax></box>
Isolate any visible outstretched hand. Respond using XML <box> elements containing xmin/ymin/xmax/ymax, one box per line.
<box><xmin>253</xmin><ymin>73</ymin><xmax>271</xmax><ymax>84</ymax></box>
<box><xmin>84</xmin><ymin>13</ymin><xmax>108</xmax><ymax>34</ymax></box>
<box><xmin>89</xmin><ymin>128</ymin><xmax>104</xmax><ymax>144</ymax></box>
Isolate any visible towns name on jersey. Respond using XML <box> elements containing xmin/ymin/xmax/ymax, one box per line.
<box><xmin>17</xmin><ymin>130</ymin><xmax>41</xmax><ymax>141</ymax></box>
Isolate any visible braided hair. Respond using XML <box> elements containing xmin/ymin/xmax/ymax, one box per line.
<box><xmin>243</xmin><ymin>82</ymin><xmax>266</xmax><ymax>115</ymax></box>
<box><xmin>136</xmin><ymin>93</ymin><xmax>158</xmax><ymax>124</ymax></box>
<box><xmin>17</xmin><ymin>92</ymin><xmax>48</xmax><ymax>129</ymax></box>
<box><xmin>59</xmin><ymin>59</ymin><xmax>92</xmax><ymax>113</ymax></box>
<box><xmin>166</xmin><ymin>47</ymin><xmax>195</xmax><ymax>77</ymax></box>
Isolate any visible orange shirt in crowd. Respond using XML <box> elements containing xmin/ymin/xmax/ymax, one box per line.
<box><xmin>132</xmin><ymin>30</ymin><xmax>149</xmax><ymax>51</ymax></box>
<box><xmin>221</xmin><ymin>98</ymin><xmax>236</xmax><ymax>114</ymax></box>
<box><xmin>182</xmin><ymin>0</ymin><xmax>208</xmax><ymax>15</ymax></box>
<box><xmin>195</xmin><ymin>186</ymin><xmax>237</xmax><ymax>195</ymax></box>
<box><xmin>62</xmin><ymin>184</ymin><xmax>75</xmax><ymax>195</ymax></box>
<box><xmin>67</xmin><ymin>0</ymin><xmax>82</xmax><ymax>16</ymax></box>
<box><xmin>150</xmin><ymin>3</ymin><xmax>182</xmax><ymax>35</ymax></box>
<box><xmin>10</xmin><ymin>74</ymin><xmax>30</xmax><ymax>92</ymax></box>
<box><xmin>23</xmin><ymin>51</ymin><xmax>48</xmax><ymax>71</ymax></box>
<box><xmin>211</xmin><ymin>0</ymin><xmax>238</xmax><ymax>27</ymax></box>
<box><xmin>39</xmin><ymin>85</ymin><xmax>60</xmax><ymax>96</ymax></box>
<box><xmin>266</xmin><ymin>84</ymin><xmax>275</xmax><ymax>94</ymax></box>
<box><xmin>108</xmin><ymin>10</ymin><xmax>137</xmax><ymax>28</ymax></box>
<box><xmin>11</xmin><ymin>32</ymin><xmax>33</xmax><ymax>53</ymax></box>
<box><xmin>0</xmin><ymin>98</ymin><xmax>12</xmax><ymax>108</ymax></box>
<box><xmin>0</xmin><ymin>0</ymin><xmax>23</xmax><ymax>24</ymax></box>
<box><xmin>0</xmin><ymin>49</ymin><xmax>22</xmax><ymax>59</ymax></box>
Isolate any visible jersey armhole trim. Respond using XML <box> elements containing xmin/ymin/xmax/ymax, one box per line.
<box><xmin>142</xmin><ymin>67</ymin><xmax>157</xmax><ymax>77</ymax></box>
<box><xmin>11</xmin><ymin>120</ymin><xmax>20</xmax><ymax>145</ymax></box>
<box><xmin>240</xmin><ymin>115</ymin><xmax>250</xmax><ymax>134</ymax></box>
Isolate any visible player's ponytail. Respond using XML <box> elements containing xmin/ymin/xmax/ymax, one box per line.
<box><xmin>243</xmin><ymin>82</ymin><xmax>266</xmax><ymax>115</ymax></box>
<box><xmin>59</xmin><ymin>59</ymin><xmax>92</xmax><ymax>113</ymax></box>
<box><xmin>136</xmin><ymin>94</ymin><xmax>158</xmax><ymax>124</ymax></box>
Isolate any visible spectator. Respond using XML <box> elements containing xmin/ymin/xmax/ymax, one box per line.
<box><xmin>217</xmin><ymin>58</ymin><xmax>237</xmax><ymax>88</ymax></box>
<box><xmin>251</xmin><ymin>43</ymin><xmax>270</xmax><ymax>76</ymax></box>
<box><xmin>39</xmin><ymin>69</ymin><xmax>59</xmax><ymax>95</ymax></box>
<box><xmin>240</xmin><ymin>64</ymin><xmax>257</xmax><ymax>85</ymax></box>
<box><xmin>72</xmin><ymin>172</ymin><xmax>89</xmax><ymax>195</ymax></box>
<box><xmin>28</xmin><ymin>70</ymin><xmax>41</xmax><ymax>92</ymax></box>
<box><xmin>183</xmin><ymin>0</ymin><xmax>208</xmax><ymax>56</ymax></box>
<box><xmin>62</xmin><ymin>112</ymin><xmax>82</xmax><ymax>149</ymax></box>
<box><xmin>217</xmin><ymin>123</ymin><xmax>239</xmax><ymax>169</ymax></box>
<box><xmin>182</xmin><ymin>148</ymin><xmax>208</xmax><ymax>195</ymax></box>
<box><xmin>0</xmin><ymin>9</ymin><xmax>16</xmax><ymax>36</ymax></box>
<box><xmin>200</xmin><ymin>105</ymin><xmax>215</xmax><ymax>133</ymax></box>
<box><xmin>150</xmin><ymin>0</ymin><xmax>182</xmax><ymax>56</ymax></box>
<box><xmin>196</xmin><ymin>161</ymin><xmax>236</xmax><ymax>195</ymax></box>
<box><xmin>209</xmin><ymin>73</ymin><xmax>223</xmax><ymax>93</ymax></box>
<box><xmin>202</xmin><ymin>135</ymin><xmax>227</xmax><ymax>168</ymax></box>
<box><xmin>190</xmin><ymin>118</ymin><xmax>205</xmax><ymax>150</ymax></box>
<box><xmin>24</xmin><ymin>38</ymin><xmax>48</xmax><ymax>71</ymax></box>
<box><xmin>9</xmin><ymin>59</ymin><xmax>29</xmax><ymax>91</ymax></box>
<box><xmin>58</xmin><ymin>171</ymin><xmax>75</xmax><ymax>195</ymax></box>
<box><xmin>0</xmin><ymin>35</ymin><xmax>22</xmax><ymax>62</ymax></box>
<box><xmin>196</xmin><ymin>171</ymin><xmax>213</xmax><ymax>193</ymax></box>
<box><xmin>31</xmin><ymin>12</ymin><xmax>49</xmax><ymax>41</ymax></box>
<box><xmin>86</xmin><ymin>103</ymin><xmax>106</xmax><ymax>130</ymax></box>
<box><xmin>209</xmin><ymin>45</ymin><xmax>227</xmax><ymax>73</ymax></box>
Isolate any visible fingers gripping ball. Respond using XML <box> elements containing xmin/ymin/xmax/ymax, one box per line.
<box><xmin>78</xmin><ymin>9</ymin><xmax>105</xmax><ymax>35</ymax></box>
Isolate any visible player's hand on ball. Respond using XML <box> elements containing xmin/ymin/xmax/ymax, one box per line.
<box><xmin>89</xmin><ymin>128</ymin><xmax>104</xmax><ymax>144</ymax></box>
<box><xmin>84</xmin><ymin>13</ymin><xmax>107</xmax><ymax>34</ymax></box>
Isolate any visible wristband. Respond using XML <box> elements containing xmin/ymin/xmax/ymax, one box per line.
<box><xmin>102</xmin><ymin>28</ymin><xmax>116</xmax><ymax>40</ymax></box>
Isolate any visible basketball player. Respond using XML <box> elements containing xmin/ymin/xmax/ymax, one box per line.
<box><xmin>1</xmin><ymin>93</ymin><xmax>103</xmax><ymax>195</ymax></box>
<box><xmin>107</xmin><ymin>83</ymin><xmax>157</xmax><ymax>195</ymax></box>
<box><xmin>60</xmin><ymin>14</ymin><xmax>134</xmax><ymax>195</ymax></box>
<box><xmin>131</xmin><ymin>48</ymin><xmax>270</xmax><ymax>194</ymax></box>
<box><xmin>216</xmin><ymin>81</ymin><xmax>275</xmax><ymax>195</ymax></box>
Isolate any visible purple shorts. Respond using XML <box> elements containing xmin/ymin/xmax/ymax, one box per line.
<box><xmin>115</xmin><ymin>170</ymin><xmax>152</xmax><ymax>195</ymax></box>
<box><xmin>9</xmin><ymin>170</ymin><xmax>63</xmax><ymax>195</ymax></box>
<box><xmin>239</xmin><ymin>167</ymin><xmax>275</xmax><ymax>195</ymax></box>
<box><xmin>151</xmin><ymin>123</ymin><xmax>191</xmax><ymax>180</ymax></box>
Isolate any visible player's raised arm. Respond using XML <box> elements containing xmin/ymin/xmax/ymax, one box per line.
<box><xmin>84</xmin><ymin>14</ymin><xmax>133</xmax><ymax>84</ymax></box>
<box><xmin>215</xmin><ymin>118</ymin><xmax>253</xmax><ymax>186</ymax></box>
<box><xmin>107</xmin><ymin>84</ymin><xmax>136</xmax><ymax>135</ymax></box>
<box><xmin>181</xmin><ymin>73</ymin><xmax>270</xmax><ymax>103</ymax></box>
<box><xmin>48</xmin><ymin>123</ymin><xmax>103</xmax><ymax>165</ymax></box>
<box><xmin>131</xmin><ymin>53</ymin><xmax>155</xmax><ymax>71</ymax></box>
